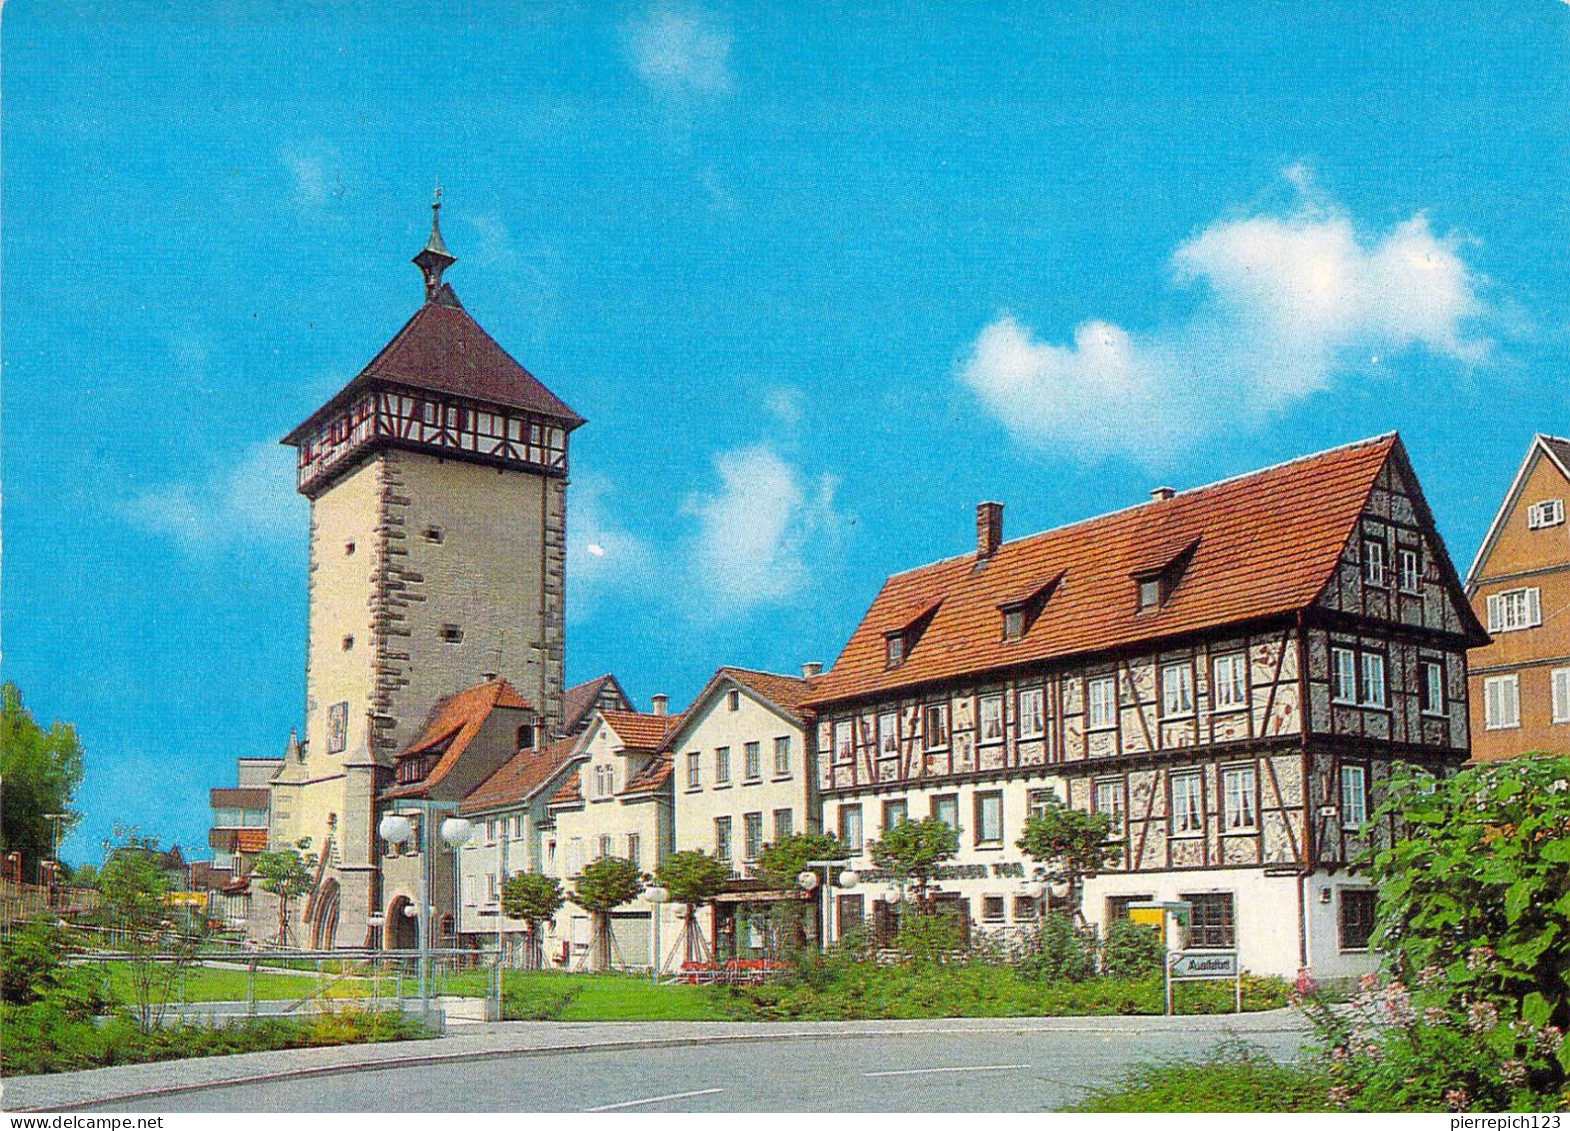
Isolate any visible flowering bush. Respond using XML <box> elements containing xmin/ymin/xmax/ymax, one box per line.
<box><xmin>1297</xmin><ymin>754</ymin><xmax>1570</xmax><ymax>1111</ymax></box>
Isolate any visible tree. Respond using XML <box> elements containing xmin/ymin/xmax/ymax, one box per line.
<box><xmin>1015</xmin><ymin>801</ymin><xmax>1117</xmax><ymax>920</ymax></box>
<box><xmin>655</xmin><ymin>850</ymin><xmax>732</xmax><ymax>968</ymax></box>
<box><xmin>501</xmin><ymin>872</ymin><xmax>565</xmax><ymax>969</ymax></box>
<box><xmin>572</xmin><ymin>856</ymin><xmax>642</xmax><ymax>970</ymax></box>
<box><xmin>869</xmin><ymin>817</ymin><xmax>959</xmax><ymax>900</ymax></box>
<box><xmin>100</xmin><ymin>833</ymin><xmax>201</xmax><ymax>1032</ymax></box>
<box><xmin>253</xmin><ymin>843</ymin><xmax>316</xmax><ymax>948</ymax></box>
<box><xmin>755</xmin><ymin>832</ymin><xmax>850</xmax><ymax>954</ymax></box>
<box><xmin>0</xmin><ymin>684</ymin><xmax>85</xmax><ymax>881</ymax></box>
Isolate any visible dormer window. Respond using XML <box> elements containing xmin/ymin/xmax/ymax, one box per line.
<box><xmin>885</xmin><ymin>634</ymin><xmax>905</xmax><ymax>669</ymax></box>
<box><xmin>999</xmin><ymin>572</ymin><xmax>1062</xmax><ymax>643</ymax></box>
<box><xmin>1131</xmin><ymin>538</ymin><xmax>1198</xmax><ymax>613</ymax></box>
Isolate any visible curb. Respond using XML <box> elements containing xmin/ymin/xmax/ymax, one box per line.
<box><xmin>8</xmin><ymin>1014</ymin><xmax>1310</xmax><ymax>1112</ymax></box>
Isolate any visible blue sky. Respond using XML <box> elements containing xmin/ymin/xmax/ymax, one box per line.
<box><xmin>4</xmin><ymin>2</ymin><xmax>1567</xmax><ymax>864</ymax></box>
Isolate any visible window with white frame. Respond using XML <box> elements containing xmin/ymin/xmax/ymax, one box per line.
<box><xmin>932</xmin><ymin>794</ymin><xmax>959</xmax><ymax>829</ymax></box>
<box><xmin>773</xmin><ymin>808</ymin><xmax>793</xmax><ymax>840</ymax></box>
<box><xmin>1528</xmin><ymin>499</ymin><xmax>1566</xmax><ymax>529</ymax></box>
<box><xmin>598</xmin><ymin>833</ymin><xmax>612</xmax><ymax>860</ymax></box>
<box><xmin>1222</xmin><ymin>766</ymin><xmax>1257</xmax><ymax>832</ymax></box>
<box><xmin>1485</xmin><ymin>675</ymin><xmax>1520</xmax><ymax>730</ymax></box>
<box><xmin>1487</xmin><ymin>588</ymin><xmax>1543</xmax><ymax>633</ymax></box>
<box><xmin>1360</xmin><ymin>652</ymin><xmax>1387</xmax><ymax>708</ymax></box>
<box><xmin>923</xmin><ymin>703</ymin><xmax>950</xmax><ymax>750</ymax></box>
<box><xmin>1170</xmin><ymin>771</ymin><xmax>1203</xmax><ymax>836</ymax></box>
<box><xmin>1213</xmin><ymin>653</ymin><xmax>1248</xmax><ymax>711</ymax></box>
<box><xmin>1340</xmin><ymin>765</ymin><xmax>1368</xmax><ymax>828</ymax></box>
<box><xmin>686</xmin><ymin>750</ymin><xmax>701</xmax><ymax>789</ymax></box>
<box><xmin>512</xmin><ymin>815</ymin><xmax>525</xmax><ymax>839</ymax></box>
<box><xmin>744</xmin><ymin>741</ymin><xmax>761</xmax><ymax>781</ymax></box>
<box><xmin>487</xmin><ymin>873</ymin><xmax>499</xmax><ymax>903</ymax></box>
<box><xmin>1161</xmin><ymin>663</ymin><xmax>1194</xmax><ymax>717</ymax></box>
<box><xmin>744</xmin><ymin>812</ymin><xmax>764</xmax><ymax>861</ymax></box>
<box><xmin>714</xmin><ymin>817</ymin><xmax>733</xmax><ymax>862</ymax></box>
<box><xmin>626</xmin><ymin>833</ymin><xmax>640</xmax><ymax>869</ymax></box>
<box><xmin>773</xmin><ymin>736</ymin><xmax>792</xmax><ymax>776</ymax></box>
<box><xmin>878</xmin><ymin>712</ymin><xmax>900</xmax><ymax>757</ymax></box>
<box><xmin>1018</xmin><ymin>686</ymin><xmax>1045</xmax><ymax>739</ymax></box>
<box><xmin>487</xmin><ymin>818</ymin><xmax>498</xmax><ymax>844</ymax></box>
<box><xmin>715</xmin><ymin>747</ymin><xmax>731</xmax><ymax>785</ymax></box>
<box><xmin>1554</xmin><ymin>668</ymin><xmax>1570</xmax><ymax>725</ymax></box>
<box><xmin>1094</xmin><ymin>779</ymin><xmax>1125</xmax><ymax>837</ymax></box>
<box><xmin>1088</xmin><ymin>676</ymin><xmax>1117</xmax><ymax>730</ymax></box>
<box><xmin>978</xmin><ymin>694</ymin><xmax>1005</xmax><ymax>745</ymax></box>
<box><xmin>974</xmin><ymin>791</ymin><xmax>1003</xmax><ymax>846</ymax></box>
<box><xmin>1028</xmin><ymin>787</ymin><xmax>1061</xmax><ymax>820</ymax></box>
<box><xmin>834</xmin><ymin>720</ymin><xmax>854</xmax><ymax>763</ymax></box>
<box><xmin>1332</xmin><ymin>647</ymin><xmax>1358</xmax><ymax>704</ymax></box>
<box><xmin>1363</xmin><ymin>539</ymin><xmax>1386</xmax><ymax>586</ymax></box>
<box><xmin>1420</xmin><ymin>660</ymin><xmax>1446</xmax><ymax>716</ymax></box>
<box><xmin>1399</xmin><ymin>548</ymin><xmax>1422</xmax><ymax>594</ymax></box>
<box><xmin>838</xmin><ymin>805</ymin><xmax>863</xmax><ymax>853</ymax></box>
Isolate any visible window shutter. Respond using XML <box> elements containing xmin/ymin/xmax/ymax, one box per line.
<box><xmin>1486</xmin><ymin>594</ymin><xmax>1501</xmax><ymax>632</ymax></box>
<box><xmin>1528</xmin><ymin>588</ymin><xmax>1542</xmax><ymax>627</ymax></box>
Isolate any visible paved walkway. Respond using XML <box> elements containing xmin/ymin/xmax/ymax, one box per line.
<box><xmin>1</xmin><ymin>1010</ymin><xmax>1310</xmax><ymax>1112</ymax></box>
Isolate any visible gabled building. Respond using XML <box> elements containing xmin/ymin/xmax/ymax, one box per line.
<box><xmin>454</xmin><ymin>735</ymin><xmax>581</xmax><ymax>964</ymax></box>
<box><xmin>804</xmin><ymin>434</ymin><xmax>1485</xmax><ymax>980</ymax></box>
<box><xmin>267</xmin><ymin>194</ymin><xmax>582</xmax><ymax>948</ymax></box>
<box><xmin>371</xmin><ymin>677</ymin><xmax>537</xmax><ymax>950</ymax></box>
<box><xmin>561</xmin><ymin>674</ymin><xmax>633</xmax><ymax>738</ymax></box>
<box><xmin>1465</xmin><ymin>433</ymin><xmax>1570</xmax><ymax>760</ymax></box>
<box><xmin>542</xmin><ymin>705</ymin><xmax>685</xmax><ymax>969</ymax></box>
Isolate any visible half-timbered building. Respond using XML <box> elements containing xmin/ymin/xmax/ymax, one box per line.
<box><xmin>803</xmin><ymin>434</ymin><xmax>1486</xmax><ymax>980</ymax></box>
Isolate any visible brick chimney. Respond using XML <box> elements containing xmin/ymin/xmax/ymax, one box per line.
<box><xmin>801</xmin><ymin>661</ymin><xmax>823</xmax><ymax>679</ymax></box>
<box><xmin>651</xmin><ymin>694</ymin><xmax>669</xmax><ymax>716</ymax></box>
<box><xmin>976</xmin><ymin>501</ymin><xmax>1004</xmax><ymax>558</ymax></box>
<box><xmin>1150</xmin><ymin>487</ymin><xmax>1175</xmax><ymax>503</ymax></box>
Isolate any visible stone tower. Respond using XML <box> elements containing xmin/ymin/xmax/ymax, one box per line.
<box><xmin>267</xmin><ymin>192</ymin><xmax>581</xmax><ymax>947</ymax></box>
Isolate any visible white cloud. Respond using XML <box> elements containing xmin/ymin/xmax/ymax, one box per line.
<box><xmin>683</xmin><ymin>444</ymin><xmax>843</xmax><ymax>616</ymax></box>
<box><xmin>624</xmin><ymin>3</ymin><xmax>732</xmax><ymax>98</ymax></box>
<box><xmin>279</xmin><ymin>141</ymin><xmax>345</xmax><ymax>212</ymax></box>
<box><xmin>125</xmin><ymin>443</ymin><xmax>304</xmax><ymax>550</ymax></box>
<box><xmin>958</xmin><ymin>172</ymin><xmax>1489</xmax><ymax>462</ymax></box>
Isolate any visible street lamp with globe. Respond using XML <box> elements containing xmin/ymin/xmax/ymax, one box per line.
<box><xmin>644</xmin><ymin>883</ymin><xmax>669</xmax><ymax>983</ymax></box>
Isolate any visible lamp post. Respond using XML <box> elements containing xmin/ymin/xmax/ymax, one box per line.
<box><xmin>378</xmin><ymin>812</ymin><xmax>430</xmax><ymax>1027</ymax></box>
<box><xmin>797</xmin><ymin>861</ymin><xmax>857</xmax><ymax>951</ymax></box>
<box><xmin>438</xmin><ymin>816</ymin><xmax>481</xmax><ymax>1016</ymax></box>
<box><xmin>43</xmin><ymin>813</ymin><xmax>69</xmax><ymax>896</ymax></box>
<box><xmin>645</xmin><ymin>883</ymin><xmax>669</xmax><ymax>984</ymax></box>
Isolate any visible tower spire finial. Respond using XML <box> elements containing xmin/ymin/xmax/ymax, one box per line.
<box><xmin>413</xmin><ymin>183</ymin><xmax>457</xmax><ymax>304</ymax></box>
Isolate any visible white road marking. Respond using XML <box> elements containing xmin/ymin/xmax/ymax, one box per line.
<box><xmin>585</xmin><ymin>1087</ymin><xmax>724</xmax><ymax>1111</ymax></box>
<box><xmin>865</xmin><ymin>1064</ymin><xmax>1031</xmax><ymax>1078</ymax></box>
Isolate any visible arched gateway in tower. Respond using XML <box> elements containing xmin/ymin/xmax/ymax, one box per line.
<box><xmin>265</xmin><ymin>194</ymin><xmax>583</xmax><ymax>948</ymax></box>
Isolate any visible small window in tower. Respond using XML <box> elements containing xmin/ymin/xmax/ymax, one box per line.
<box><xmin>345</xmin><ymin>541</ymin><xmax>356</xmax><ymax>556</ymax></box>
<box><xmin>439</xmin><ymin>624</ymin><xmax>464</xmax><ymax>645</ymax></box>
<box><xmin>342</xmin><ymin>635</ymin><xmax>354</xmax><ymax>652</ymax></box>
<box><xmin>424</xmin><ymin>526</ymin><xmax>444</xmax><ymax>545</ymax></box>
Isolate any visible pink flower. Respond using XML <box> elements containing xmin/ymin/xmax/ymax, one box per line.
<box><xmin>1467</xmin><ymin>946</ymin><xmax>1496</xmax><ymax>972</ymax></box>
<box><xmin>1327</xmin><ymin>1086</ymin><xmax>1351</xmax><ymax>1108</ymax></box>
<box><xmin>1423</xmin><ymin>1007</ymin><xmax>1448</xmax><ymax>1026</ymax></box>
<box><xmin>1467</xmin><ymin>1000</ymin><xmax>1499</xmax><ymax>1034</ymax></box>
<box><xmin>1359</xmin><ymin>972</ymin><xmax>1380</xmax><ymax>992</ymax></box>
<box><xmin>1445</xmin><ymin>1087</ymin><xmax>1470</xmax><ymax>1112</ymax></box>
<box><xmin>1539</xmin><ymin>1026</ymin><xmax>1565</xmax><ymax>1054</ymax></box>
<box><xmin>1294</xmin><ymin>968</ymin><xmax>1319</xmax><ymax>997</ymax></box>
<box><xmin>1415</xmin><ymin>965</ymin><xmax>1444</xmax><ymax>989</ymax></box>
<box><xmin>1500</xmin><ymin>1060</ymin><xmax>1528</xmax><ymax>1087</ymax></box>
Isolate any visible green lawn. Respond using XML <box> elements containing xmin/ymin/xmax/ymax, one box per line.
<box><xmin>98</xmin><ymin>962</ymin><xmax>398</xmax><ymax>1003</ymax></box>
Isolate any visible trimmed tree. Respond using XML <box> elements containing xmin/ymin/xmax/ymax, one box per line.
<box><xmin>572</xmin><ymin>856</ymin><xmax>643</xmax><ymax>970</ymax></box>
<box><xmin>252</xmin><ymin>843</ymin><xmax>316</xmax><ymax>947</ymax></box>
<box><xmin>869</xmin><ymin>817</ymin><xmax>959</xmax><ymax>901</ymax></box>
<box><xmin>501</xmin><ymin>872</ymin><xmax>565</xmax><ymax>969</ymax></box>
<box><xmin>100</xmin><ymin>833</ymin><xmax>200</xmax><ymax>1032</ymax></box>
<box><xmin>1015</xmin><ymin>800</ymin><xmax>1116</xmax><ymax>921</ymax></box>
<box><xmin>756</xmin><ymin>831</ymin><xmax>850</xmax><ymax>952</ymax></box>
<box><xmin>655</xmin><ymin>850</ymin><xmax>732</xmax><ymax>969</ymax></box>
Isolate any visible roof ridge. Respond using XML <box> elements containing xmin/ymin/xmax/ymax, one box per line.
<box><xmin>720</xmin><ymin>665</ymin><xmax>808</xmax><ymax>681</ymax></box>
<box><xmin>881</xmin><ymin>432</ymin><xmax>1399</xmax><ymax>583</ymax></box>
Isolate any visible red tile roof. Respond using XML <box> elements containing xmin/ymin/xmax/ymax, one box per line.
<box><xmin>601</xmin><ymin>709</ymin><xmax>685</xmax><ymax>751</ymax></box>
<box><xmin>562</xmin><ymin>674</ymin><xmax>628</xmax><ymax>735</ymax></box>
<box><xmin>548</xmin><ymin>769</ymin><xmax>583</xmax><ymax>809</ymax></box>
<box><xmin>381</xmin><ymin>678</ymin><xmax>533</xmax><ymax>800</ymax></box>
<box><xmin>460</xmin><ymin>737</ymin><xmax>580</xmax><ymax>815</ymax></box>
<box><xmin>283</xmin><ymin>295</ymin><xmax>583</xmax><ymax>444</ymax></box>
<box><xmin>621</xmin><ymin>751</ymin><xmax>674</xmax><ymax>796</ymax></box>
<box><xmin>807</xmin><ymin>434</ymin><xmax>1421</xmax><ymax>706</ymax></box>
<box><xmin>716</xmin><ymin>667</ymin><xmax>815</xmax><ymax>721</ymax></box>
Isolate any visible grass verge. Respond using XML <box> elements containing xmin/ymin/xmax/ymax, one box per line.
<box><xmin>1069</xmin><ymin>1040</ymin><xmax>1331</xmax><ymax>1113</ymax></box>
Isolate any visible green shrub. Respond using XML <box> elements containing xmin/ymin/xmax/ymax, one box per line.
<box><xmin>1101</xmin><ymin>918</ymin><xmax>1165</xmax><ymax>979</ymax></box>
<box><xmin>1074</xmin><ymin>1040</ymin><xmax>1331</xmax><ymax>1113</ymax></box>
<box><xmin>1015</xmin><ymin>913</ymin><xmax>1097</xmax><ymax>982</ymax></box>
<box><xmin>890</xmin><ymin>908</ymin><xmax>968</xmax><ymax>965</ymax></box>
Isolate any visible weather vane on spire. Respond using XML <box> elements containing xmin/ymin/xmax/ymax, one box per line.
<box><xmin>413</xmin><ymin>182</ymin><xmax>456</xmax><ymax>304</ymax></box>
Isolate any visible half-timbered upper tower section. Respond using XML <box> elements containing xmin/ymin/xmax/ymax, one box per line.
<box><xmin>283</xmin><ymin>193</ymin><xmax>584</xmax><ymax>498</ymax></box>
